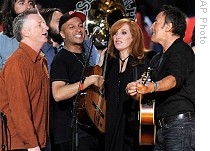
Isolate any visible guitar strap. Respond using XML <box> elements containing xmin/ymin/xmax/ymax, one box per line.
<box><xmin>132</xmin><ymin>65</ymin><xmax>140</xmax><ymax>110</ymax></box>
<box><xmin>132</xmin><ymin>66</ymin><xmax>138</xmax><ymax>81</ymax></box>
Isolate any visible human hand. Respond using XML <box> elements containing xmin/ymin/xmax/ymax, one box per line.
<box><xmin>126</xmin><ymin>81</ymin><xmax>138</xmax><ymax>96</ymax></box>
<box><xmin>136</xmin><ymin>80</ymin><xmax>154</xmax><ymax>94</ymax></box>
<box><xmin>97</xmin><ymin>47</ymin><xmax>107</xmax><ymax>67</ymax></box>
<box><xmin>28</xmin><ymin>146</ymin><xmax>41</xmax><ymax>151</ymax></box>
<box><xmin>90</xmin><ymin>75</ymin><xmax>104</xmax><ymax>87</ymax></box>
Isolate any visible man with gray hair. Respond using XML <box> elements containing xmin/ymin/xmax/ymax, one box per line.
<box><xmin>0</xmin><ymin>8</ymin><xmax>50</xmax><ymax>151</ymax></box>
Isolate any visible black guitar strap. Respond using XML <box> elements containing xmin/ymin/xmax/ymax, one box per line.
<box><xmin>132</xmin><ymin>66</ymin><xmax>138</xmax><ymax>81</ymax></box>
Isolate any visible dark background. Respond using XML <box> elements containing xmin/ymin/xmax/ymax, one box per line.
<box><xmin>0</xmin><ymin>0</ymin><xmax>195</xmax><ymax>17</ymax></box>
<box><xmin>0</xmin><ymin>0</ymin><xmax>195</xmax><ymax>26</ymax></box>
<box><xmin>37</xmin><ymin>0</ymin><xmax>195</xmax><ymax>17</ymax></box>
<box><xmin>0</xmin><ymin>0</ymin><xmax>195</xmax><ymax>51</ymax></box>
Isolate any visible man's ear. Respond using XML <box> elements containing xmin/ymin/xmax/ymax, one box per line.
<box><xmin>165</xmin><ymin>22</ymin><xmax>173</xmax><ymax>32</ymax></box>
<box><xmin>22</xmin><ymin>28</ymin><xmax>30</xmax><ymax>37</ymax></box>
<box><xmin>60</xmin><ymin>30</ymin><xmax>65</xmax><ymax>39</ymax></box>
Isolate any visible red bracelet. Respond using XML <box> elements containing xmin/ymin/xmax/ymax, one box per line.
<box><xmin>79</xmin><ymin>83</ymin><xmax>84</xmax><ymax>91</ymax></box>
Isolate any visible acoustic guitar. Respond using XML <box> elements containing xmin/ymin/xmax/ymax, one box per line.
<box><xmin>138</xmin><ymin>67</ymin><xmax>156</xmax><ymax>145</ymax></box>
<box><xmin>77</xmin><ymin>65</ymin><xmax>106</xmax><ymax>133</ymax></box>
<box><xmin>77</xmin><ymin>40</ymin><xmax>110</xmax><ymax>133</ymax></box>
<box><xmin>139</xmin><ymin>101</ymin><xmax>156</xmax><ymax>145</ymax></box>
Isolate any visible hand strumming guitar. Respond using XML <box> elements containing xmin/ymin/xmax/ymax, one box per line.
<box><xmin>136</xmin><ymin>80</ymin><xmax>158</xmax><ymax>94</ymax></box>
<box><xmin>126</xmin><ymin>80</ymin><xmax>159</xmax><ymax>101</ymax></box>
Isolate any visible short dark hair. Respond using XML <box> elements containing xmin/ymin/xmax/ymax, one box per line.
<box><xmin>59</xmin><ymin>11</ymin><xmax>86</xmax><ymax>31</ymax></box>
<box><xmin>161</xmin><ymin>5</ymin><xmax>187</xmax><ymax>38</ymax></box>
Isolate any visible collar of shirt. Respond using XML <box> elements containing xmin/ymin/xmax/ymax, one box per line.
<box><xmin>19</xmin><ymin>42</ymin><xmax>42</xmax><ymax>63</ymax></box>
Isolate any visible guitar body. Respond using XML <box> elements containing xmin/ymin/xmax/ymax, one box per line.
<box><xmin>85</xmin><ymin>85</ymin><xmax>106</xmax><ymax>133</ymax></box>
<box><xmin>77</xmin><ymin>66</ymin><xmax>106</xmax><ymax>133</ymax></box>
<box><xmin>77</xmin><ymin>92</ymin><xmax>94</xmax><ymax>128</ymax></box>
<box><xmin>139</xmin><ymin>102</ymin><xmax>156</xmax><ymax>145</ymax></box>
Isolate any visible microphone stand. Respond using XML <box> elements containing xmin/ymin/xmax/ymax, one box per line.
<box><xmin>71</xmin><ymin>35</ymin><xmax>96</xmax><ymax>151</ymax></box>
<box><xmin>1</xmin><ymin>112</ymin><xmax>8</xmax><ymax>151</ymax></box>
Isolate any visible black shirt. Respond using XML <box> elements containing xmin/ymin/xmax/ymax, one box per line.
<box><xmin>105</xmin><ymin>55</ymin><xmax>148</xmax><ymax>151</ymax></box>
<box><xmin>149</xmin><ymin>38</ymin><xmax>195</xmax><ymax>119</ymax></box>
<box><xmin>50</xmin><ymin>48</ymin><xmax>91</xmax><ymax>144</ymax></box>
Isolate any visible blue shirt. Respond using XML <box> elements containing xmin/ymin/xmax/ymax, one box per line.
<box><xmin>41</xmin><ymin>42</ymin><xmax>57</xmax><ymax>72</ymax></box>
<box><xmin>83</xmin><ymin>39</ymin><xmax>100</xmax><ymax>66</ymax></box>
<box><xmin>0</xmin><ymin>33</ymin><xmax>19</xmax><ymax>70</ymax></box>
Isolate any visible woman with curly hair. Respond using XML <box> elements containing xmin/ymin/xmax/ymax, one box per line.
<box><xmin>0</xmin><ymin>0</ymin><xmax>35</xmax><ymax>71</ymax></box>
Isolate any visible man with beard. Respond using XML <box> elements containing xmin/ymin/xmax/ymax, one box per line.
<box><xmin>40</xmin><ymin>8</ymin><xmax>100</xmax><ymax>72</ymax></box>
<box><xmin>40</xmin><ymin>8</ymin><xmax>64</xmax><ymax>151</ymax></box>
<box><xmin>40</xmin><ymin>8</ymin><xmax>64</xmax><ymax>72</ymax></box>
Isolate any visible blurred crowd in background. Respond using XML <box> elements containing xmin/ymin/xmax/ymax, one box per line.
<box><xmin>0</xmin><ymin>0</ymin><xmax>195</xmax><ymax>52</ymax></box>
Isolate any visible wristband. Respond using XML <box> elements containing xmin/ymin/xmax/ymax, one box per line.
<box><xmin>153</xmin><ymin>82</ymin><xmax>159</xmax><ymax>92</ymax></box>
<box><xmin>79</xmin><ymin>83</ymin><xmax>84</xmax><ymax>91</ymax></box>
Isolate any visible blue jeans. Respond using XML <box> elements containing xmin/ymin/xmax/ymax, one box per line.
<box><xmin>154</xmin><ymin>115</ymin><xmax>195</xmax><ymax>151</ymax></box>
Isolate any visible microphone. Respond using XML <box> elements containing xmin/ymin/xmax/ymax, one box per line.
<box><xmin>90</xmin><ymin>26</ymin><xmax>102</xmax><ymax>39</ymax></box>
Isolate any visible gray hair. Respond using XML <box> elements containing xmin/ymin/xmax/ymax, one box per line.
<box><xmin>13</xmin><ymin>8</ymin><xmax>38</xmax><ymax>42</ymax></box>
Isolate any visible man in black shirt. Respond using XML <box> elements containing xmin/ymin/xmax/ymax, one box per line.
<box><xmin>50</xmin><ymin>11</ymin><xmax>104</xmax><ymax>151</ymax></box>
<box><xmin>126</xmin><ymin>5</ymin><xmax>195</xmax><ymax>151</ymax></box>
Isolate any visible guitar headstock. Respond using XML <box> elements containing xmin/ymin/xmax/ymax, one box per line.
<box><xmin>140</xmin><ymin>67</ymin><xmax>152</xmax><ymax>85</ymax></box>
